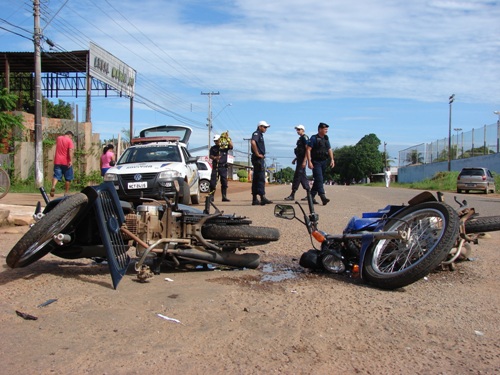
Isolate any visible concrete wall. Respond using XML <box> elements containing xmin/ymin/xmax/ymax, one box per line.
<box><xmin>12</xmin><ymin>113</ymin><xmax>102</xmax><ymax>181</ymax></box>
<box><xmin>398</xmin><ymin>153</ymin><xmax>500</xmax><ymax>183</ymax></box>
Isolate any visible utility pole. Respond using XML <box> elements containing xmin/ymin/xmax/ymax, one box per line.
<box><xmin>201</xmin><ymin>91</ymin><xmax>219</xmax><ymax>153</ymax></box>
<box><xmin>447</xmin><ymin>94</ymin><xmax>455</xmax><ymax>172</ymax></box>
<box><xmin>34</xmin><ymin>0</ymin><xmax>44</xmax><ymax>187</ymax></box>
<box><xmin>243</xmin><ymin>138</ymin><xmax>252</xmax><ymax>181</ymax></box>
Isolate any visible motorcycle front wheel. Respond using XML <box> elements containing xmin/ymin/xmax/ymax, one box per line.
<box><xmin>6</xmin><ymin>193</ymin><xmax>88</xmax><ymax>268</ymax></box>
<box><xmin>362</xmin><ymin>202</ymin><xmax>459</xmax><ymax>290</ymax></box>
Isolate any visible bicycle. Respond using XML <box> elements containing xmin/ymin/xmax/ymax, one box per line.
<box><xmin>0</xmin><ymin>167</ymin><xmax>10</xmax><ymax>199</ymax></box>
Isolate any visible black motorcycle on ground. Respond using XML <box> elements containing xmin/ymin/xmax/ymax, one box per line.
<box><xmin>6</xmin><ymin>182</ymin><xmax>279</xmax><ymax>288</ymax></box>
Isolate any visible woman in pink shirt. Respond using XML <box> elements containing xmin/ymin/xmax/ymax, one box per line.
<box><xmin>100</xmin><ymin>144</ymin><xmax>116</xmax><ymax>176</ymax></box>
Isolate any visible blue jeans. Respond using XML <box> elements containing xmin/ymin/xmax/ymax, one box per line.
<box><xmin>251</xmin><ymin>156</ymin><xmax>266</xmax><ymax>196</ymax></box>
<box><xmin>291</xmin><ymin>158</ymin><xmax>309</xmax><ymax>192</ymax></box>
<box><xmin>311</xmin><ymin>160</ymin><xmax>327</xmax><ymax>196</ymax></box>
<box><xmin>53</xmin><ymin>164</ymin><xmax>74</xmax><ymax>181</ymax></box>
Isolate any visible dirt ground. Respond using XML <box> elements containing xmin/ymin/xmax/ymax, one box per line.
<box><xmin>0</xmin><ymin>183</ymin><xmax>499</xmax><ymax>374</ymax></box>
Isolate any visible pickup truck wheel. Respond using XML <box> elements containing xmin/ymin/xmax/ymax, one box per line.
<box><xmin>180</xmin><ymin>183</ymin><xmax>190</xmax><ymax>205</ymax></box>
<box><xmin>6</xmin><ymin>193</ymin><xmax>88</xmax><ymax>268</ymax></box>
<box><xmin>191</xmin><ymin>189</ymin><xmax>200</xmax><ymax>204</ymax></box>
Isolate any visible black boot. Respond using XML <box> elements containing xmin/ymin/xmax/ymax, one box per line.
<box><xmin>260</xmin><ymin>195</ymin><xmax>273</xmax><ymax>205</ymax></box>
<box><xmin>221</xmin><ymin>188</ymin><xmax>230</xmax><ymax>201</ymax></box>
<box><xmin>284</xmin><ymin>191</ymin><xmax>296</xmax><ymax>201</ymax></box>
<box><xmin>319</xmin><ymin>194</ymin><xmax>330</xmax><ymax>205</ymax></box>
<box><xmin>252</xmin><ymin>195</ymin><xmax>260</xmax><ymax>206</ymax></box>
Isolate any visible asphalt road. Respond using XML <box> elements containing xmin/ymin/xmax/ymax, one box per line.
<box><xmin>1</xmin><ymin>182</ymin><xmax>499</xmax><ymax>217</ymax></box>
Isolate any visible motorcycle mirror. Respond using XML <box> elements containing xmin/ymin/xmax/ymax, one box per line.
<box><xmin>274</xmin><ymin>204</ymin><xmax>295</xmax><ymax>220</ymax></box>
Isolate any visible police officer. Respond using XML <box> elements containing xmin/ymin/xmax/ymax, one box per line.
<box><xmin>209</xmin><ymin>133</ymin><xmax>233</xmax><ymax>201</ymax></box>
<box><xmin>250</xmin><ymin>120</ymin><xmax>273</xmax><ymax>205</ymax></box>
<box><xmin>306</xmin><ymin>122</ymin><xmax>335</xmax><ymax>205</ymax></box>
<box><xmin>284</xmin><ymin>124</ymin><xmax>310</xmax><ymax>201</ymax></box>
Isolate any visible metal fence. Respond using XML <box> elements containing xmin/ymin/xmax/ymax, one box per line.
<box><xmin>399</xmin><ymin>122</ymin><xmax>500</xmax><ymax>167</ymax></box>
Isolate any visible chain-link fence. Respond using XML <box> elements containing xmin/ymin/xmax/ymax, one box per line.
<box><xmin>399</xmin><ymin>122</ymin><xmax>500</xmax><ymax>167</ymax></box>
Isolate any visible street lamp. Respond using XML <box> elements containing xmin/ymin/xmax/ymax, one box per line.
<box><xmin>447</xmin><ymin>94</ymin><xmax>455</xmax><ymax>171</ymax></box>
<box><xmin>494</xmin><ymin>111</ymin><xmax>500</xmax><ymax>153</ymax></box>
<box><xmin>453</xmin><ymin>128</ymin><xmax>462</xmax><ymax>159</ymax></box>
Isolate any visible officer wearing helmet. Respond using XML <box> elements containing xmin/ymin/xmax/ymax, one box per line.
<box><xmin>209</xmin><ymin>133</ymin><xmax>233</xmax><ymax>201</ymax></box>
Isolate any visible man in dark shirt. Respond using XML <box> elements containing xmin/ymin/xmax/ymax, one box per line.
<box><xmin>306</xmin><ymin>122</ymin><xmax>335</xmax><ymax>205</ymax></box>
<box><xmin>284</xmin><ymin>125</ymin><xmax>310</xmax><ymax>201</ymax></box>
<box><xmin>209</xmin><ymin>133</ymin><xmax>233</xmax><ymax>201</ymax></box>
<box><xmin>250</xmin><ymin>120</ymin><xmax>273</xmax><ymax>205</ymax></box>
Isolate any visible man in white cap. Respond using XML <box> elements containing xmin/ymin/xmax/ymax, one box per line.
<box><xmin>284</xmin><ymin>125</ymin><xmax>310</xmax><ymax>201</ymax></box>
<box><xmin>250</xmin><ymin>120</ymin><xmax>273</xmax><ymax>205</ymax></box>
<box><xmin>209</xmin><ymin>133</ymin><xmax>233</xmax><ymax>201</ymax></box>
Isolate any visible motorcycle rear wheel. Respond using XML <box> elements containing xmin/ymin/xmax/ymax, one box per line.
<box><xmin>363</xmin><ymin>202</ymin><xmax>459</xmax><ymax>290</ymax></box>
<box><xmin>202</xmin><ymin>225</ymin><xmax>280</xmax><ymax>243</ymax></box>
<box><xmin>464</xmin><ymin>216</ymin><xmax>500</xmax><ymax>234</ymax></box>
<box><xmin>6</xmin><ymin>193</ymin><xmax>88</xmax><ymax>268</ymax></box>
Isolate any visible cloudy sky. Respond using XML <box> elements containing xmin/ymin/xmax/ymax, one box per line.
<box><xmin>1</xmin><ymin>0</ymin><xmax>499</xmax><ymax>168</ymax></box>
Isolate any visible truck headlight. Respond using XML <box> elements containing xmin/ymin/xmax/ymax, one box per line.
<box><xmin>104</xmin><ymin>173</ymin><xmax>118</xmax><ymax>181</ymax></box>
<box><xmin>158</xmin><ymin>170</ymin><xmax>182</xmax><ymax>179</ymax></box>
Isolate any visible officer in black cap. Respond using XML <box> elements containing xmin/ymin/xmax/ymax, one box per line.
<box><xmin>306</xmin><ymin>122</ymin><xmax>335</xmax><ymax>205</ymax></box>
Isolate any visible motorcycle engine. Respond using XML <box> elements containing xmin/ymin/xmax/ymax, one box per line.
<box><xmin>125</xmin><ymin>205</ymin><xmax>164</xmax><ymax>255</ymax></box>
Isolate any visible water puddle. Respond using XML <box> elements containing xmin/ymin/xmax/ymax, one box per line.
<box><xmin>260</xmin><ymin>263</ymin><xmax>298</xmax><ymax>282</ymax></box>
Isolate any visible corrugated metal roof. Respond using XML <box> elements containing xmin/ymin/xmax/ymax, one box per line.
<box><xmin>0</xmin><ymin>50</ymin><xmax>88</xmax><ymax>73</ymax></box>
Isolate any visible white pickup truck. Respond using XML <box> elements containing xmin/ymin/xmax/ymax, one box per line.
<box><xmin>104</xmin><ymin>125</ymin><xmax>200</xmax><ymax>205</ymax></box>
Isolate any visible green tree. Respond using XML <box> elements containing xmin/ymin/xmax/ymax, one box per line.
<box><xmin>406</xmin><ymin>149</ymin><xmax>424</xmax><ymax>164</ymax></box>
<box><xmin>0</xmin><ymin>88</ymin><xmax>25</xmax><ymax>143</ymax></box>
<box><xmin>44</xmin><ymin>98</ymin><xmax>73</xmax><ymax>119</ymax></box>
<box><xmin>331</xmin><ymin>134</ymin><xmax>383</xmax><ymax>183</ymax></box>
<box><xmin>274</xmin><ymin>167</ymin><xmax>294</xmax><ymax>183</ymax></box>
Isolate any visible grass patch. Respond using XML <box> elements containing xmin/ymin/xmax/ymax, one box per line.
<box><xmin>366</xmin><ymin>171</ymin><xmax>499</xmax><ymax>193</ymax></box>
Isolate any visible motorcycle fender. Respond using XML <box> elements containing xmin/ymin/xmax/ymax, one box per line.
<box><xmin>407</xmin><ymin>191</ymin><xmax>437</xmax><ymax>206</ymax></box>
<box><xmin>358</xmin><ymin>233</ymin><xmax>377</xmax><ymax>280</ymax></box>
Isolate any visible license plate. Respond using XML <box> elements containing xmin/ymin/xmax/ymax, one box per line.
<box><xmin>128</xmin><ymin>182</ymin><xmax>147</xmax><ymax>189</ymax></box>
<box><xmin>465</xmin><ymin>183</ymin><xmax>475</xmax><ymax>187</ymax></box>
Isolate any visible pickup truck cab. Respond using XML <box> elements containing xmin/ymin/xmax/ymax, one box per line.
<box><xmin>104</xmin><ymin>125</ymin><xmax>200</xmax><ymax>205</ymax></box>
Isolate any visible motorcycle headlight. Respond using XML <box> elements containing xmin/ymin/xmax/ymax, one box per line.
<box><xmin>103</xmin><ymin>173</ymin><xmax>118</xmax><ymax>181</ymax></box>
<box><xmin>321</xmin><ymin>254</ymin><xmax>346</xmax><ymax>274</ymax></box>
<box><xmin>158</xmin><ymin>170</ymin><xmax>182</xmax><ymax>179</ymax></box>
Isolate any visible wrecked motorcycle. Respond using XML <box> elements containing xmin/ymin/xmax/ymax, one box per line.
<box><xmin>275</xmin><ymin>191</ymin><xmax>500</xmax><ymax>290</ymax></box>
<box><xmin>6</xmin><ymin>182</ymin><xmax>280</xmax><ymax>288</ymax></box>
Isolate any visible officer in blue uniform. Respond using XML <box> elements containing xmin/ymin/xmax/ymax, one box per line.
<box><xmin>284</xmin><ymin>124</ymin><xmax>310</xmax><ymax>201</ymax></box>
<box><xmin>306</xmin><ymin>122</ymin><xmax>335</xmax><ymax>205</ymax></box>
<box><xmin>250</xmin><ymin>120</ymin><xmax>273</xmax><ymax>205</ymax></box>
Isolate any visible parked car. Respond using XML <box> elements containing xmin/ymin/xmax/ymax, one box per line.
<box><xmin>104</xmin><ymin>125</ymin><xmax>200</xmax><ymax>205</ymax></box>
<box><xmin>456</xmin><ymin>167</ymin><xmax>496</xmax><ymax>194</ymax></box>
<box><xmin>197</xmin><ymin>160</ymin><xmax>212</xmax><ymax>193</ymax></box>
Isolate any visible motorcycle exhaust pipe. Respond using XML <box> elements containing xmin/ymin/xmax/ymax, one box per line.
<box><xmin>172</xmin><ymin>248</ymin><xmax>261</xmax><ymax>269</ymax></box>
